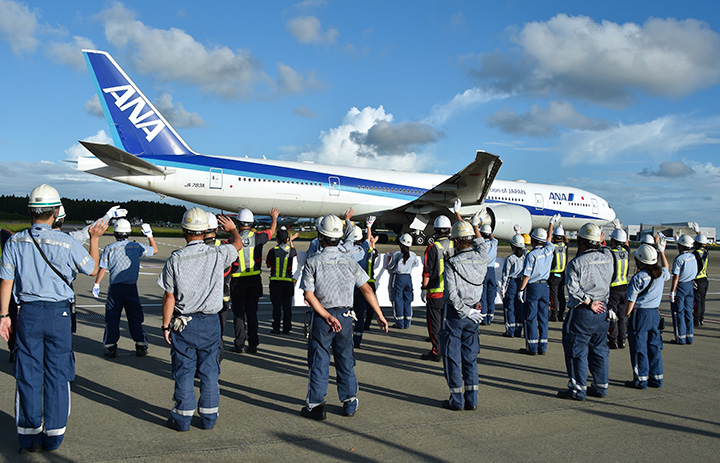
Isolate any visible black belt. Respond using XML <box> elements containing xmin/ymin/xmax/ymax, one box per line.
<box><xmin>530</xmin><ymin>280</ymin><xmax>547</xmax><ymax>285</ymax></box>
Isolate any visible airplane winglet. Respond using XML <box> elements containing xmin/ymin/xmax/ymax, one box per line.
<box><xmin>79</xmin><ymin>141</ymin><xmax>172</xmax><ymax>176</ymax></box>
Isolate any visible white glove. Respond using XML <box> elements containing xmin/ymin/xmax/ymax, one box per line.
<box><xmin>366</xmin><ymin>216</ymin><xmax>376</xmax><ymax>228</ymax></box>
<box><xmin>691</xmin><ymin>222</ymin><xmax>700</xmax><ymax>233</ymax></box>
<box><xmin>467</xmin><ymin>309</ymin><xmax>484</xmax><ymax>324</ymax></box>
<box><xmin>670</xmin><ymin>291</ymin><xmax>676</xmax><ymax>303</ymax></box>
<box><xmin>453</xmin><ymin>199</ymin><xmax>462</xmax><ymax>214</ymax></box>
<box><xmin>471</xmin><ymin>211</ymin><xmax>482</xmax><ymax>227</ymax></box>
<box><xmin>518</xmin><ymin>290</ymin><xmax>525</xmax><ymax>304</ymax></box>
<box><xmin>92</xmin><ymin>283</ymin><xmax>100</xmax><ymax>298</ymax></box>
<box><xmin>513</xmin><ymin>224</ymin><xmax>522</xmax><ymax>234</ymax></box>
<box><xmin>141</xmin><ymin>223</ymin><xmax>153</xmax><ymax>237</ymax></box>
<box><xmin>500</xmin><ymin>287</ymin><xmax>506</xmax><ymax>299</ymax></box>
<box><xmin>421</xmin><ymin>290</ymin><xmax>427</xmax><ymax>303</ymax></box>
<box><xmin>171</xmin><ymin>315</ymin><xmax>193</xmax><ymax>332</ymax></box>
<box><xmin>657</xmin><ymin>233</ymin><xmax>667</xmax><ymax>253</ymax></box>
<box><xmin>611</xmin><ymin>218</ymin><xmax>622</xmax><ymax>230</ymax></box>
<box><xmin>551</xmin><ymin>213</ymin><xmax>561</xmax><ymax>226</ymax></box>
<box><xmin>105</xmin><ymin>205</ymin><xmax>128</xmax><ymax>219</ymax></box>
<box><xmin>607</xmin><ymin>310</ymin><xmax>619</xmax><ymax>322</ymax></box>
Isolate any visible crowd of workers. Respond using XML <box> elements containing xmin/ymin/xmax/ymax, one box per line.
<box><xmin>0</xmin><ymin>184</ymin><xmax>712</xmax><ymax>452</ymax></box>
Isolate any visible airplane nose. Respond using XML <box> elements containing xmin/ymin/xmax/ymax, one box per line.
<box><xmin>606</xmin><ymin>205</ymin><xmax>616</xmax><ymax>222</ymax></box>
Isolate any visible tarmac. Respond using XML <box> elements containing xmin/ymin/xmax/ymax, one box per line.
<box><xmin>1</xmin><ymin>237</ymin><xmax>719</xmax><ymax>462</ymax></box>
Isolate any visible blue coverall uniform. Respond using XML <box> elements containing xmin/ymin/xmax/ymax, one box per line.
<box><xmin>480</xmin><ymin>237</ymin><xmax>498</xmax><ymax>324</ymax></box>
<box><xmin>671</xmin><ymin>252</ymin><xmax>697</xmax><ymax>344</ymax></box>
<box><xmin>522</xmin><ymin>241</ymin><xmax>555</xmax><ymax>354</ymax></box>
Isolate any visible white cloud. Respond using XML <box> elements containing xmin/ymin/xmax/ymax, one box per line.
<box><xmin>152</xmin><ymin>93</ymin><xmax>204</xmax><ymax>128</ymax></box>
<box><xmin>286</xmin><ymin>16</ymin><xmax>338</xmax><ymax>45</ymax></box>
<box><xmin>293</xmin><ymin>105</ymin><xmax>317</xmax><ymax>118</ymax></box>
<box><xmin>298</xmin><ymin>106</ymin><xmax>435</xmax><ymax>171</ymax></box>
<box><xmin>638</xmin><ymin>160</ymin><xmax>694</xmax><ymax>177</ymax></box>
<box><xmin>64</xmin><ymin>130</ymin><xmax>114</xmax><ymax>160</ymax></box>
<box><xmin>557</xmin><ymin>115</ymin><xmax>720</xmax><ymax>164</ymax></box>
<box><xmin>97</xmin><ymin>2</ymin><xmax>317</xmax><ymax>98</ymax></box>
<box><xmin>474</xmin><ymin>15</ymin><xmax>720</xmax><ymax>106</ymax></box>
<box><xmin>46</xmin><ymin>35</ymin><xmax>96</xmax><ymax>71</ymax></box>
<box><xmin>0</xmin><ymin>0</ymin><xmax>40</xmax><ymax>53</ymax></box>
<box><xmin>426</xmin><ymin>87</ymin><xmax>511</xmax><ymax>125</ymax></box>
<box><xmin>488</xmin><ymin>101</ymin><xmax>611</xmax><ymax>137</ymax></box>
<box><xmin>84</xmin><ymin>95</ymin><xmax>104</xmax><ymax>118</ymax></box>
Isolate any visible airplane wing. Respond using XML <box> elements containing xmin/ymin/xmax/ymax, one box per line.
<box><xmin>79</xmin><ymin>141</ymin><xmax>172</xmax><ymax>176</ymax></box>
<box><xmin>379</xmin><ymin>150</ymin><xmax>502</xmax><ymax>229</ymax></box>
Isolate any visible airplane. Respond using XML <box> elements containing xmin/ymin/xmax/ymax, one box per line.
<box><xmin>77</xmin><ymin>50</ymin><xmax>616</xmax><ymax>245</ymax></box>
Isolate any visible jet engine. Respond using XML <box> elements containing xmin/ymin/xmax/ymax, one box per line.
<box><xmin>483</xmin><ymin>204</ymin><xmax>533</xmax><ymax>240</ymax></box>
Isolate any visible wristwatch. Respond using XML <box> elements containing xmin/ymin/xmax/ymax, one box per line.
<box><xmin>0</xmin><ymin>313</ymin><xmax>10</xmax><ymax>318</ymax></box>
<box><xmin>162</xmin><ymin>325</ymin><xmax>171</xmax><ymax>331</ymax></box>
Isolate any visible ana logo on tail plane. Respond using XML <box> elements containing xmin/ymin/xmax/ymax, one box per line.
<box><xmin>102</xmin><ymin>85</ymin><xmax>165</xmax><ymax>142</ymax></box>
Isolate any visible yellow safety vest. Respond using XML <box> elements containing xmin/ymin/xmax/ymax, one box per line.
<box><xmin>695</xmin><ymin>248</ymin><xmax>709</xmax><ymax>279</ymax></box>
<box><xmin>610</xmin><ymin>247</ymin><xmax>629</xmax><ymax>287</ymax></box>
<box><xmin>552</xmin><ymin>242</ymin><xmax>567</xmax><ymax>273</ymax></box>
<box><xmin>231</xmin><ymin>231</ymin><xmax>261</xmax><ymax>277</ymax></box>
<box><xmin>269</xmin><ymin>244</ymin><xmax>294</xmax><ymax>282</ymax></box>
<box><xmin>427</xmin><ymin>238</ymin><xmax>453</xmax><ymax>294</ymax></box>
<box><xmin>366</xmin><ymin>247</ymin><xmax>377</xmax><ymax>283</ymax></box>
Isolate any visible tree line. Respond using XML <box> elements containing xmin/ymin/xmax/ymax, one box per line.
<box><xmin>0</xmin><ymin>195</ymin><xmax>186</xmax><ymax>223</ymax></box>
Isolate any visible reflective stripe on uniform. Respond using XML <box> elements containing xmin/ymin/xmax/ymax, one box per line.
<box><xmin>366</xmin><ymin>247</ymin><xmax>376</xmax><ymax>283</ymax></box>
<box><xmin>232</xmin><ymin>231</ymin><xmax>260</xmax><ymax>277</ymax></box>
<box><xmin>552</xmin><ymin>243</ymin><xmax>567</xmax><ymax>273</ymax></box>
<box><xmin>610</xmin><ymin>247</ymin><xmax>629</xmax><ymax>287</ymax></box>
<box><xmin>269</xmin><ymin>244</ymin><xmax>293</xmax><ymax>282</ymax></box>
<box><xmin>427</xmin><ymin>240</ymin><xmax>453</xmax><ymax>294</ymax></box>
<box><xmin>199</xmin><ymin>406</ymin><xmax>219</xmax><ymax>415</ymax></box>
<box><xmin>172</xmin><ymin>407</ymin><xmax>195</xmax><ymax>416</ymax></box>
<box><xmin>695</xmin><ymin>248</ymin><xmax>709</xmax><ymax>279</ymax></box>
<box><xmin>45</xmin><ymin>427</ymin><xmax>67</xmax><ymax>437</ymax></box>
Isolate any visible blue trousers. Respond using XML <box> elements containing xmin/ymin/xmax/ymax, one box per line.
<box><xmin>103</xmin><ymin>283</ymin><xmax>147</xmax><ymax>349</ymax></box>
<box><xmin>170</xmin><ymin>313</ymin><xmax>221</xmax><ymax>430</ymax></box>
<box><xmin>524</xmin><ymin>282</ymin><xmax>549</xmax><ymax>353</ymax></box>
<box><xmin>503</xmin><ymin>278</ymin><xmax>523</xmax><ymax>337</ymax></box>
<box><xmin>480</xmin><ymin>268</ymin><xmax>497</xmax><ymax>324</ymax></box>
<box><xmin>353</xmin><ymin>284</ymin><xmax>375</xmax><ymax>347</ymax></box>
<box><xmin>15</xmin><ymin>301</ymin><xmax>74</xmax><ymax>451</ymax></box>
<box><xmin>628</xmin><ymin>307</ymin><xmax>663</xmax><ymax>388</ymax></box>
<box><xmin>440</xmin><ymin>306</ymin><xmax>479</xmax><ymax>409</ymax></box>
<box><xmin>306</xmin><ymin>309</ymin><xmax>358</xmax><ymax>415</ymax></box>
<box><xmin>561</xmin><ymin>306</ymin><xmax>610</xmax><ymax>399</ymax></box>
<box><xmin>671</xmin><ymin>281</ymin><xmax>694</xmax><ymax>344</ymax></box>
<box><xmin>393</xmin><ymin>274</ymin><xmax>413</xmax><ymax>328</ymax></box>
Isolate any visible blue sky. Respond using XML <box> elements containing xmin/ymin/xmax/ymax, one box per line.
<box><xmin>1</xmin><ymin>0</ymin><xmax>719</xmax><ymax>230</ymax></box>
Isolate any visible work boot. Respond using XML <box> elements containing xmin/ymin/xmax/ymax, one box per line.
<box><xmin>104</xmin><ymin>345</ymin><xmax>117</xmax><ymax>358</ymax></box>
<box><xmin>608</xmin><ymin>339</ymin><xmax>617</xmax><ymax>349</ymax></box>
<box><xmin>136</xmin><ymin>345</ymin><xmax>148</xmax><ymax>357</ymax></box>
<box><xmin>548</xmin><ymin>312</ymin><xmax>557</xmax><ymax>322</ymax></box>
<box><xmin>617</xmin><ymin>338</ymin><xmax>626</xmax><ymax>349</ymax></box>
<box><xmin>300</xmin><ymin>404</ymin><xmax>326</xmax><ymax>421</ymax></box>
<box><xmin>420</xmin><ymin>351</ymin><xmax>441</xmax><ymax>362</ymax></box>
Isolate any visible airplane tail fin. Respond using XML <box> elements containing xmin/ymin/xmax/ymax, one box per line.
<box><xmin>82</xmin><ymin>50</ymin><xmax>195</xmax><ymax>156</ymax></box>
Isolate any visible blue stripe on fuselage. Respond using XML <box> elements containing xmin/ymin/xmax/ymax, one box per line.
<box><xmin>143</xmin><ymin>154</ymin><xmax>426</xmax><ymax>201</ymax></box>
<box><xmin>484</xmin><ymin>199</ymin><xmax>600</xmax><ymax>221</ymax></box>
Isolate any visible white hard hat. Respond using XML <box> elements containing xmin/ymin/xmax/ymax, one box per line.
<box><xmin>399</xmin><ymin>233</ymin><xmax>412</xmax><ymax>247</ymax></box>
<box><xmin>28</xmin><ymin>184</ymin><xmax>62</xmax><ymax>208</ymax></box>
<box><xmin>578</xmin><ymin>223</ymin><xmax>601</xmax><ymax>243</ymax></box>
<box><xmin>451</xmin><ymin>221</ymin><xmax>474</xmax><ymax>239</ymax></box>
<box><xmin>315</xmin><ymin>216</ymin><xmax>324</xmax><ymax>231</ymax></box>
<box><xmin>610</xmin><ymin>229</ymin><xmax>627</xmax><ymax>242</ymax></box>
<box><xmin>57</xmin><ymin>205</ymin><xmax>67</xmax><ymax>220</ymax></box>
<box><xmin>634</xmin><ymin>243</ymin><xmax>658</xmax><ymax>265</ymax></box>
<box><xmin>510</xmin><ymin>234</ymin><xmax>525</xmax><ymax>248</ymax></box>
<box><xmin>434</xmin><ymin>215</ymin><xmax>451</xmax><ymax>229</ymax></box>
<box><xmin>553</xmin><ymin>226</ymin><xmax>565</xmax><ymax>237</ymax></box>
<box><xmin>206</xmin><ymin>212</ymin><xmax>218</xmax><ymax>230</ymax></box>
<box><xmin>114</xmin><ymin>218</ymin><xmax>131</xmax><ymax>234</ymax></box>
<box><xmin>237</xmin><ymin>208</ymin><xmax>254</xmax><ymax>224</ymax></box>
<box><xmin>353</xmin><ymin>225</ymin><xmax>363</xmax><ymax>241</ymax></box>
<box><xmin>480</xmin><ymin>224</ymin><xmax>492</xmax><ymax>235</ymax></box>
<box><xmin>677</xmin><ymin>234</ymin><xmax>694</xmax><ymax>248</ymax></box>
<box><xmin>319</xmin><ymin>214</ymin><xmax>343</xmax><ymax>239</ymax></box>
<box><xmin>695</xmin><ymin>234</ymin><xmax>708</xmax><ymax>245</ymax></box>
<box><xmin>640</xmin><ymin>234</ymin><xmax>654</xmax><ymax>245</ymax></box>
<box><xmin>530</xmin><ymin>228</ymin><xmax>547</xmax><ymax>241</ymax></box>
<box><xmin>182</xmin><ymin>207</ymin><xmax>209</xmax><ymax>232</ymax></box>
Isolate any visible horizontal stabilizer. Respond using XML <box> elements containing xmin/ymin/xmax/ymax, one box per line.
<box><xmin>79</xmin><ymin>141</ymin><xmax>171</xmax><ymax>176</ymax></box>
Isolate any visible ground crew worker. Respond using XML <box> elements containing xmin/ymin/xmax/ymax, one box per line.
<box><xmin>625</xmin><ymin>241</ymin><xmax>670</xmax><ymax>389</ymax></box>
<box><xmin>299</xmin><ymin>214</ymin><xmax>389</xmax><ymax>420</ymax></box>
<box><xmin>548</xmin><ymin>226</ymin><xmax>568</xmax><ymax>322</ymax></box>
<box><xmin>203</xmin><ymin>212</ymin><xmax>236</xmax><ymax>351</ymax></box>
<box><xmin>306</xmin><ymin>215</ymin><xmax>325</xmax><ymax>259</ymax></box>
<box><xmin>669</xmin><ymin>234</ymin><xmax>698</xmax><ymax>345</ymax></box>
<box><xmin>230</xmin><ymin>207</ymin><xmax>278</xmax><ymax>354</ymax></box>
<box><xmin>386</xmin><ymin>233</ymin><xmax>420</xmax><ymax>328</ymax></box>
<box><xmin>94</xmin><ymin>218</ymin><xmax>158</xmax><ymax>358</ymax></box>
<box><xmin>420</xmin><ymin>215</ymin><xmax>454</xmax><ymax>361</ymax></box>
<box><xmin>500</xmin><ymin>234</ymin><xmax>526</xmax><ymax>338</ymax></box>
<box><xmin>159</xmin><ymin>209</ymin><xmax>241</xmax><ymax>431</ymax></box>
<box><xmin>479</xmin><ymin>224</ymin><xmax>498</xmax><ymax>325</ymax></box>
<box><xmin>0</xmin><ymin>184</ymin><xmax>106</xmax><ymax>452</ymax></box>
<box><xmin>266</xmin><ymin>228</ymin><xmax>298</xmax><ymax>334</ymax></box>
<box><xmin>440</xmin><ymin>215</ymin><xmax>487</xmax><ymax>411</ymax></box>
<box><xmin>345</xmin><ymin>216</ymin><xmax>378</xmax><ymax>348</ymax></box>
<box><xmin>517</xmin><ymin>225</ymin><xmax>555</xmax><ymax>355</ymax></box>
<box><xmin>1</xmin><ymin>228</ymin><xmax>18</xmax><ymax>362</ymax></box>
<box><xmin>692</xmin><ymin>233</ymin><xmax>709</xmax><ymax>327</ymax></box>
<box><xmin>54</xmin><ymin>204</ymin><xmax>128</xmax><ymax>244</ymax></box>
<box><xmin>557</xmin><ymin>223</ymin><xmax>614</xmax><ymax>400</ymax></box>
<box><xmin>606</xmin><ymin>228</ymin><xmax>630</xmax><ymax>349</ymax></box>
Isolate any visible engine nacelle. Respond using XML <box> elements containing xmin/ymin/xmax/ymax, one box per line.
<box><xmin>485</xmin><ymin>204</ymin><xmax>533</xmax><ymax>240</ymax></box>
